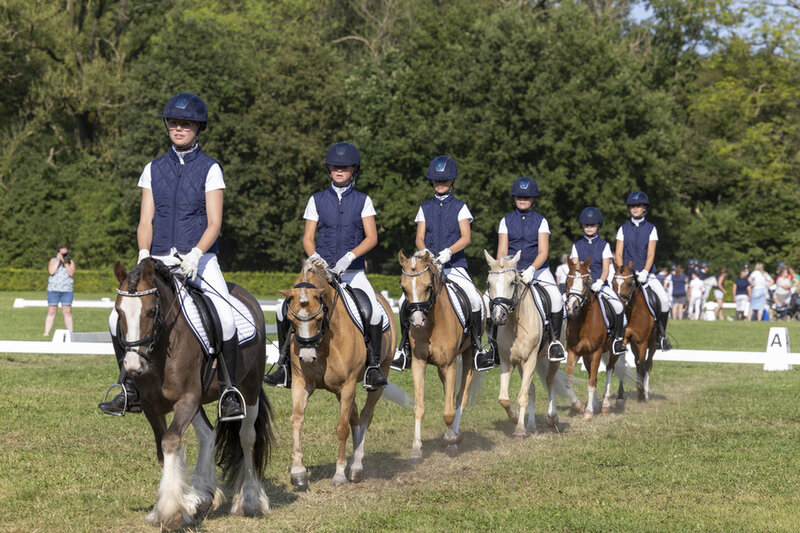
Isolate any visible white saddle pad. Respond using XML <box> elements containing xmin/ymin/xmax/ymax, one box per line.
<box><xmin>338</xmin><ymin>285</ymin><xmax>390</xmax><ymax>335</ymax></box>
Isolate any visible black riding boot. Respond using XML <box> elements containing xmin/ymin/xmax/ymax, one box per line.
<box><xmin>472</xmin><ymin>311</ymin><xmax>495</xmax><ymax>371</ymax></box>
<box><xmin>548</xmin><ymin>312</ymin><xmax>566</xmax><ymax>362</ymax></box>
<box><xmin>263</xmin><ymin>316</ymin><xmax>292</xmax><ymax>388</ymax></box>
<box><xmin>98</xmin><ymin>334</ymin><xmax>142</xmax><ymax>415</ymax></box>
<box><xmin>391</xmin><ymin>302</ymin><xmax>411</xmax><ymax>371</ymax></box>
<box><xmin>364</xmin><ymin>323</ymin><xmax>388</xmax><ymax>391</ymax></box>
<box><xmin>488</xmin><ymin>318</ymin><xmax>500</xmax><ymax>366</ymax></box>
<box><xmin>657</xmin><ymin>310</ymin><xmax>672</xmax><ymax>351</ymax></box>
<box><xmin>611</xmin><ymin>310</ymin><xmax>627</xmax><ymax>357</ymax></box>
<box><xmin>218</xmin><ymin>333</ymin><xmax>245</xmax><ymax>421</ymax></box>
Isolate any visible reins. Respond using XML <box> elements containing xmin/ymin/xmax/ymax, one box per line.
<box><xmin>488</xmin><ymin>268</ymin><xmax>530</xmax><ymax>316</ymax></box>
<box><xmin>285</xmin><ymin>272</ymin><xmax>340</xmax><ymax>348</ymax></box>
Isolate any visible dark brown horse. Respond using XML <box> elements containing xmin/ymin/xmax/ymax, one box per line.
<box><xmin>613</xmin><ymin>260</ymin><xmax>657</xmax><ymax>402</ymax></box>
<box><xmin>398</xmin><ymin>250</ymin><xmax>478</xmax><ymax>460</ymax></box>
<box><xmin>563</xmin><ymin>258</ymin><xmax>622</xmax><ymax>418</ymax></box>
<box><xmin>113</xmin><ymin>258</ymin><xmax>273</xmax><ymax>530</ymax></box>
<box><xmin>279</xmin><ymin>257</ymin><xmax>397</xmax><ymax>486</ymax></box>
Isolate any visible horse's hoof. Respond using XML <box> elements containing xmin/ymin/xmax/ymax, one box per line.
<box><xmin>583</xmin><ymin>411</ymin><xmax>594</xmax><ymax>420</ymax></box>
<box><xmin>195</xmin><ymin>498</ymin><xmax>214</xmax><ymax>519</ymax></box>
<box><xmin>571</xmin><ymin>401</ymin><xmax>585</xmax><ymax>414</ymax></box>
<box><xmin>348</xmin><ymin>469</ymin><xmax>364</xmax><ymax>484</ymax></box>
<box><xmin>291</xmin><ymin>471</ymin><xmax>309</xmax><ymax>489</ymax></box>
<box><xmin>545</xmin><ymin>414</ymin><xmax>558</xmax><ymax>428</ymax></box>
<box><xmin>409</xmin><ymin>449</ymin><xmax>423</xmax><ymax>464</ymax></box>
<box><xmin>513</xmin><ymin>430</ymin><xmax>528</xmax><ymax>439</ymax></box>
<box><xmin>615</xmin><ymin>398</ymin><xmax>625</xmax><ymax>409</ymax></box>
<box><xmin>601</xmin><ymin>406</ymin><xmax>610</xmax><ymax>415</ymax></box>
<box><xmin>445</xmin><ymin>444</ymin><xmax>459</xmax><ymax>457</ymax></box>
<box><xmin>331</xmin><ymin>475</ymin><xmax>347</xmax><ymax>487</ymax></box>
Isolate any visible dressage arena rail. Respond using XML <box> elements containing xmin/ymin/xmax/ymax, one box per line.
<box><xmin>6</xmin><ymin>297</ymin><xmax>797</xmax><ymax>370</ymax></box>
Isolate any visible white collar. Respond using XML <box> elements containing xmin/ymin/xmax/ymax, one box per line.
<box><xmin>434</xmin><ymin>192</ymin><xmax>452</xmax><ymax>201</ymax></box>
<box><xmin>630</xmin><ymin>216</ymin><xmax>646</xmax><ymax>226</ymax></box>
<box><xmin>172</xmin><ymin>143</ymin><xmax>199</xmax><ymax>165</ymax></box>
<box><xmin>331</xmin><ymin>182</ymin><xmax>353</xmax><ymax>199</ymax></box>
<box><xmin>583</xmin><ymin>234</ymin><xmax>598</xmax><ymax>243</ymax></box>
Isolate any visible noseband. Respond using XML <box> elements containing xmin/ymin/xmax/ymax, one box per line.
<box><xmin>566</xmin><ymin>272</ymin><xmax>591</xmax><ymax>310</ymax></box>
<box><xmin>286</xmin><ymin>281</ymin><xmax>332</xmax><ymax>348</ymax></box>
<box><xmin>401</xmin><ymin>265</ymin><xmax>439</xmax><ymax>316</ymax></box>
<box><xmin>116</xmin><ymin>286</ymin><xmax>164</xmax><ymax>362</ymax></box>
<box><xmin>488</xmin><ymin>267</ymin><xmax>527</xmax><ymax>315</ymax></box>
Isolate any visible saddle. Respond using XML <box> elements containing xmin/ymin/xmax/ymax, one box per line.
<box><xmin>445</xmin><ymin>280</ymin><xmax>473</xmax><ymax>332</ymax></box>
<box><xmin>599</xmin><ymin>296</ymin><xmax>617</xmax><ymax>336</ymax></box>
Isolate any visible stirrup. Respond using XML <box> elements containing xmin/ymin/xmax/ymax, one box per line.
<box><xmin>547</xmin><ymin>341</ymin><xmax>566</xmax><ymax>362</ymax></box>
<box><xmin>473</xmin><ymin>347</ymin><xmax>495</xmax><ymax>372</ymax></box>
<box><xmin>659</xmin><ymin>336</ymin><xmax>673</xmax><ymax>352</ymax></box>
<box><xmin>612</xmin><ymin>338</ymin><xmax>626</xmax><ymax>357</ymax></box>
<box><xmin>363</xmin><ymin>366</ymin><xmax>387</xmax><ymax>391</ymax></box>
<box><xmin>263</xmin><ymin>364</ymin><xmax>290</xmax><ymax>388</ymax></box>
<box><xmin>218</xmin><ymin>387</ymin><xmax>246</xmax><ymax>422</ymax></box>
<box><xmin>390</xmin><ymin>348</ymin><xmax>409</xmax><ymax>372</ymax></box>
<box><xmin>101</xmin><ymin>382</ymin><xmax>128</xmax><ymax>417</ymax></box>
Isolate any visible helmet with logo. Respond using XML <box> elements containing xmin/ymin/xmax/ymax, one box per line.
<box><xmin>626</xmin><ymin>190</ymin><xmax>649</xmax><ymax>206</ymax></box>
<box><xmin>578</xmin><ymin>207</ymin><xmax>603</xmax><ymax>226</ymax></box>
<box><xmin>700</xmin><ymin>261</ymin><xmax>708</xmax><ymax>269</ymax></box>
<box><xmin>325</xmin><ymin>142</ymin><xmax>361</xmax><ymax>168</ymax></box>
<box><xmin>689</xmin><ymin>258</ymin><xmax>698</xmax><ymax>266</ymax></box>
<box><xmin>425</xmin><ymin>156</ymin><xmax>458</xmax><ymax>181</ymax></box>
<box><xmin>161</xmin><ymin>93</ymin><xmax>208</xmax><ymax>130</ymax></box>
<box><xmin>510</xmin><ymin>176</ymin><xmax>539</xmax><ymax>197</ymax></box>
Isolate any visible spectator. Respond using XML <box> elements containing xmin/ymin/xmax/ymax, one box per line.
<box><xmin>554</xmin><ymin>253</ymin><xmax>569</xmax><ymax>295</ymax></box>
<box><xmin>774</xmin><ymin>265</ymin><xmax>792</xmax><ymax>308</ymax></box>
<box><xmin>44</xmin><ymin>244</ymin><xmax>75</xmax><ymax>336</ymax></box>
<box><xmin>663</xmin><ymin>265</ymin><xmax>674</xmax><ymax>309</ymax></box>
<box><xmin>748</xmin><ymin>262</ymin><xmax>771</xmax><ymax>321</ymax></box>
<box><xmin>688</xmin><ymin>270</ymin><xmax>705</xmax><ymax>320</ymax></box>
<box><xmin>671</xmin><ymin>265</ymin><xmax>687</xmax><ymax>320</ymax></box>
<box><xmin>714</xmin><ymin>267</ymin><xmax>728</xmax><ymax>320</ymax></box>
<box><xmin>734</xmin><ymin>269</ymin><xmax>751</xmax><ymax>320</ymax></box>
<box><xmin>701</xmin><ymin>262</ymin><xmax>715</xmax><ymax>315</ymax></box>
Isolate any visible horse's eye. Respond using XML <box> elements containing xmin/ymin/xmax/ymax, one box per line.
<box><xmin>147</xmin><ymin>309</ymin><xmax>156</xmax><ymax>318</ymax></box>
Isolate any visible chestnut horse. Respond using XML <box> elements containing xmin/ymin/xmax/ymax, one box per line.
<box><xmin>613</xmin><ymin>261</ymin><xmax>657</xmax><ymax>402</ymax></box>
<box><xmin>563</xmin><ymin>258</ymin><xmax>625</xmax><ymax>418</ymax></box>
<box><xmin>398</xmin><ymin>250</ymin><xmax>480</xmax><ymax>460</ymax></box>
<box><xmin>112</xmin><ymin>258</ymin><xmax>272</xmax><ymax>530</ymax></box>
<box><xmin>279</xmin><ymin>257</ymin><xmax>396</xmax><ymax>487</ymax></box>
<box><xmin>484</xmin><ymin>250</ymin><xmax>561</xmax><ymax>436</ymax></box>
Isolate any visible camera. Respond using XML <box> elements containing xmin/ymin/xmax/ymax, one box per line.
<box><xmin>62</xmin><ymin>252</ymin><xmax>71</xmax><ymax>265</ymax></box>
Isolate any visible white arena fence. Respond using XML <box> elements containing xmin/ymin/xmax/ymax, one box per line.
<box><xmin>7</xmin><ymin>298</ymin><xmax>797</xmax><ymax>370</ymax></box>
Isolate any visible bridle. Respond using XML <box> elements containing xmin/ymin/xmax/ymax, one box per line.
<box><xmin>401</xmin><ymin>264</ymin><xmax>441</xmax><ymax>316</ymax></box>
<box><xmin>285</xmin><ymin>281</ymin><xmax>334</xmax><ymax>348</ymax></box>
<box><xmin>613</xmin><ymin>272</ymin><xmax>637</xmax><ymax>305</ymax></box>
<box><xmin>115</xmin><ymin>286</ymin><xmax>165</xmax><ymax>362</ymax></box>
<box><xmin>565</xmin><ymin>271</ymin><xmax>591</xmax><ymax>310</ymax></box>
<box><xmin>488</xmin><ymin>267</ymin><xmax>529</xmax><ymax>316</ymax></box>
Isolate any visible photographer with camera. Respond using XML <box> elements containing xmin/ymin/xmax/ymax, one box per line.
<box><xmin>44</xmin><ymin>244</ymin><xmax>76</xmax><ymax>336</ymax></box>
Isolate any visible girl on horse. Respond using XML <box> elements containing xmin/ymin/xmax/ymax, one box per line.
<box><xmin>263</xmin><ymin>142</ymin><xmax>388</xmax><ymax>391</ymax></box>
<box><xmin>495</xmin><ymin>176</ymin><xmax>566</xmax><ymax>362</ymax></box>
<box><xmin>614</xmin><ymin>190</ymin><xmax>672</xmax><ymax>350</ymax></box>
<box><xmin>99</xmin><ymin>92</ymin><xmax>244</xmax><ymax>420</ymax></box>
<box><xmin>570</xmin><ymin>207</ymin><xmax>627</xmax><ymax>357</ymax></box>
<box><xmin>391</xmin><ymin>155</ymin><xmax>494</xmax><ymax>372</ymax></box>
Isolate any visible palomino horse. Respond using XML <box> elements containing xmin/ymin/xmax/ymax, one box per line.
<box><xmin>563</xmin><ymin>258</ymin><xmax>623</xmax><ymax>418</ymax></box>
<box><xmin>485</xmin><ymin>250</ymin><xmax>561</xmax><ymax>437</ymax></box>
<box><xmin>613</xmin><ymin>260</ymin><xmax>657</xmax><ymax>402</ymax></box>
<box><xmin>398</xmin><ymin>250</ymin><xmax>478</xmax><ymax>460</ymax></box>
<box><xmin>113</xmin><ymin>258</ymin><xmax>273</xmax><ymax>530</ymax></box>
<box><xmin>279</xmin><ymin>257</ymin><xmax>396</xmax><ymax>487</ymax></box>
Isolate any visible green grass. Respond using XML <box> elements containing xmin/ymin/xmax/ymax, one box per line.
<box><xmin>1</xmin><ymin>293</ymin><xmax>799</xmax><ymax>532</ymax></box>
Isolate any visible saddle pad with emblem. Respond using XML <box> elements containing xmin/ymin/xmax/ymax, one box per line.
<box><xmin>337</xmin><ymin>284</ymin><xmax>391</xmax><ymax>335</ymax></box>
<box><xmin>444</xmin><ymin>281</ymin><xmax>484</xmax><ymax>333</ymax></box>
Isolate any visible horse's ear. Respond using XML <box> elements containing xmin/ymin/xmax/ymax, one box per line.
<box><xmin>512</xmin><ymin>250</ymin><xmax>521</xmax><ymax>264</ymax></box>
<box><xmin>142</xmin><ymin>258</ymin><xmax>154</xmax><ymax>283</ymax></box>
<box><xmin>398</xmin><ymin>250</ymin><xmax>407</xmax><ymax>264</ymax></box>
<box><xmin>484</xmin><ymin>249</ymin><xmax>495</xmax><ymax>266</ymax></box>
<box><xmin>114</xmin><ymin>261</ymin><xmax>127</xmax><ymax>284</ymax></box>
<box><xmin>278</xmin><ymin>289</ymin><xmax>292</xmax><ymax>298</ymax></box>
<box><xmin>581</xmin><ymin>257</ymin><xmax>592</xmax><ymax>270</ymax></box>
<box><xmin>626</xmin><ymin>260</ymin><xmax>634</xmax><ymax>271</ymax></box>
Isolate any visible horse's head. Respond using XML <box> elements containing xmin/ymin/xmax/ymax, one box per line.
<box><xmin>114</xmin><ymin>258</ymin><xmax>166</xmax><ymax>377</ymax></box>
<box><xmin>613</xmin><ymin>260</ymin><xmax>636</xmax><ymax>304</ymax></box>
<box><xmin>398</xmin><ymin>250</ymin><xmax>439</xmax><ymax>328</ymax></box>
<box><xmin>280</xmin><ymin>259</ymin><xmax>331</xmax><ymax>363</ymax></box>
<box><xmin>485</xmin><ymin>249</ymin><xmax>522</xmax><ymax>326</ymax></box>
<box><xmin>565</xmin><ymin>258</ymin><xmax>591</xmax><ymax>318</ymax></box>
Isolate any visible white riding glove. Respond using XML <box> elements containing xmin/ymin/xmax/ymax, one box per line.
<box><xmin>591</xmin><ymin>280</ymin><xmax>603</xmax><ymax>293</ymax></box>
<box><xmin>137</xmin><ymin>249</ymin><xmax>150</xmax><ymax>264</ymax></box>
<box><xmin>180</xmin><ymin>247</ymin><xmax>203</xmax><ymax>281</ymax></box>
<box><xmin>436</xmin><ymin>248</ymin><xmax>452</xmax><ymax>265</ymax></box>
<box><xmin>521</xmin><ymin>265</ymin><xmax>535</xmax><ymax>284</ymax></box>
<box><xmin>333</xmin><ymin>251</ymin><xmax>356</xmax><ymax>275</ymax></box>
<box><xmin>308</xmin><ymin>252</ymin><xmax>328</xmax><ymax>268</ymax></box>
<box><xmin>636</xmin><ymin>270</ymin><xmax>649</xmax><ymax>284</ymax></box>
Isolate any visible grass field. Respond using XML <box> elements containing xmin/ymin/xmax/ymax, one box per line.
<box><xmin>1</xmin><ymin>292</ymin><xmax>799</xmax><ymax>532</ymax></box>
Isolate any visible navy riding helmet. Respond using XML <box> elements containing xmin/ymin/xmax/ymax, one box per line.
<box><xmin>161</xmin><ymin>93</ymin><xmax>208</xmax><ymax>130</ymax></box>
<box><xmin>425</xmin><ymin>156</ymin><xmax>458</xmax><ymax>181</ymax></box>
<box><xmin>579</xmin><ymin>207</ymin><xmax>603</xmax><ymax>226</ymax></box>
<box><xmin>325</xmin><ymin>142</ymin><xmax>361</xmax><ymax>178</ymax></box>
<box><xmin>510</xmin><ymin>176</ymin><xmax>538</xmax><ymax>197</ymax></box>
<box><xmin>626</xmin><ymin>190</ymin><xmax>649</xmax><ymax>206</ymax></box>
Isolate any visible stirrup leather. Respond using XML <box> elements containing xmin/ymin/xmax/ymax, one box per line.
<box><xmin>218</xmin><ymin>387</ymin><xmax>246</xmax><ymax>422</ymax></box>
<box><xmin>101</xmin><ymin>382</ymin><xmax>129</xmax><ymax>417</ymax></box>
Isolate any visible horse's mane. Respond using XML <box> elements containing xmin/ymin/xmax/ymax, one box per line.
<box><xmin>126</xmin><ymin>258</ymin><xmax>174</xmax><ymax>293</ymax></box>
<box><xmin>411</xmin><ymin>249</ymin><xmax>442</xmax><ymax>275</ymax></box>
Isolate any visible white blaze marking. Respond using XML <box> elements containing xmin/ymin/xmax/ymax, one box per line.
<box><xmin>120</xmin><ymin>296</ymin><xmax>143</xmax><ymax>372</ymax></box>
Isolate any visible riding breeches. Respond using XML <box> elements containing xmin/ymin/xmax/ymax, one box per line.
<box><xmin>276</xmin><ymin>269</ymin><xmax>381</xmax><ymax>326</ymax></box>
<box><xmin>644</xmin><ymin>274</ymin><xmax>670</xmax><ymax>313</ymax></box>
<box><xmin>108</xmin><ymin>252</ymin><xmax>236</xmax><ymax>341</ymax></box>
<box><xmin>598</xmin><ymin>285</ymin><xmax>624</xmax><ymax>315</ymax></box>
<box><xmin>531</xmin><ymin>268</ymin><xmax>563</xmax><ymax>313</ymax></box>
<box><xmin>443</xmin><ymin>266</ymin><xmax>483</xmax><ymax>313</ymax></box>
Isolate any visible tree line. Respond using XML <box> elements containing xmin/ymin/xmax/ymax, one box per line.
<box><xmin>2</xmin><ymin>0</ymin><xmax>799</xmax><ymax>277</ymax></box>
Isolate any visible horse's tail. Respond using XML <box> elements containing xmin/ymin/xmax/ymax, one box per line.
<box><xmin>215</xmin><ymin>388</ymin><xmax>275</xmax><ymax>485</ymax></box>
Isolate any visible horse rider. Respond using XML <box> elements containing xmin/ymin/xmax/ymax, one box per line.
<box><xmin>496</xmin><ymin>176</ymin><xmax>566</xmax><ymax>362</ymax></box>
<box><xmin>570</xmin><ymin>207</ymin><xmax>627</xmax><ymax>356</ymax></box>
<box><xmin>614</xmin><ymin>190</ymin><xmax>672</xmax><ymax>350</ymax></box>
<box><xmin>263</xmin><ymin>142</ymin><xmax>388</xmax><ymax>391</ymax></box>
<box><xmin>99</xmin><ymin>92</ymin><xmax>245</xmax><ymax>420</ymax></box>
<box><xmin>391</xmin><ymin>155</ymin><xmax>495</xmax><ymax>372</ymax></box>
